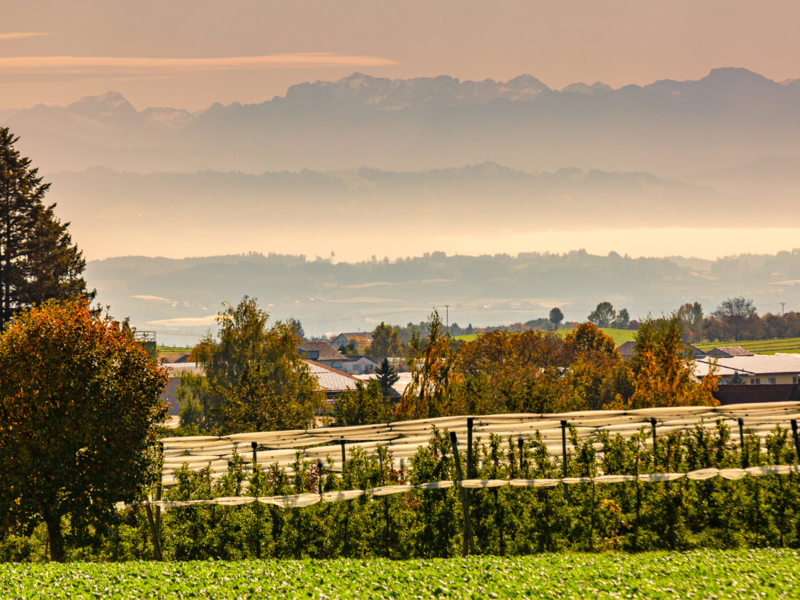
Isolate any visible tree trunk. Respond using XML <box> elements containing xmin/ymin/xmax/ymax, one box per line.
<box><xmin>44</xmin><ymin>512</ymin><xmax>66</xmax><ymax>562</ymax></box>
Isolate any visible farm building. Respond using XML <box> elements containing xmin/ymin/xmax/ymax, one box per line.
<box><xmin>695</xmin><ymin>353</ymin><xmax>800</xmax><ymax>385</ymax></box>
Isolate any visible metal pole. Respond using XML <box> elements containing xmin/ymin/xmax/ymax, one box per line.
<box><xmin>738</xmin><ymin>418</ymin><xmax>747</xmax><ymax>468</ymax></box>
<box><xmin>791</xmin><ymin>420</ymin><xmax>800</xmax><ymax>464</ymax></box>
<box><xmin>561</xmin><ymin>420</ymin><xmax>569</xmax><ymax>503</ymax></box>
<box><xmin>450</xmin><ymin>431</ymin><xmax>476</xmax><ymax>556</ymax></box>
<box><xmin>650</xmin><ymin>418</ymin><xmax>658</xmax><ymax>470</ymax></box>
<box><xmin>341</xmin><ymin>440</ymin><xmax>346</xmax><ymax>470</ymax></box>
<box><xmin>517</xmin><ymin>436</ymin><xmax>524</xmax><ymax>475</ymax></box>
<box><xmin>251</xmin><ymin>441</ymin><xmax>258</xmax><ymax>470</ymax></box>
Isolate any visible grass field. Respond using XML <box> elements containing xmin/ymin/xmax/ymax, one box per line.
<box><xmin>455</xmin><ymin>328</ymin><xmax>637</xmax><ymax>347</ymax></box>
<box><xmin>1</xmin><ymin>550</ymin><xmax>797</xmax><ymax>599</ymax></box>
<box><xmin>695</xmin><ymin>338</ymin><xmax>800</xmax><ymax>355</ymax></box>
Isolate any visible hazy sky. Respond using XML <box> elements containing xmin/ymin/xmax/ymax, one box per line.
<box><xmin>2</xmin><ymin>0</ymin><xmax>799</xmax><ymax>111</ymax></box>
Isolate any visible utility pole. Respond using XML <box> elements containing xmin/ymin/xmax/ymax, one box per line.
<box><xmin>781</xmin><ymin>302</ymin><xmax>786</xmax><ymax>316</ymax></box>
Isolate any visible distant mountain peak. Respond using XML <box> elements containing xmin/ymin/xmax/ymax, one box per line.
<box><xmin>560</xmin><ymin>81</ymin><xmax>613</xmax><ymax>95</ymax></box>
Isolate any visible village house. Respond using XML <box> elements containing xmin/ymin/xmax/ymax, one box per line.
<box><xmin>330</xmin><ymin>332</ymin><xmax>373</xmax><ymax>350</ymax></box>
<box><xmin>695</xmin><ymin>353</ymin><xmax>800</xmax><ymax>385</ymax></box>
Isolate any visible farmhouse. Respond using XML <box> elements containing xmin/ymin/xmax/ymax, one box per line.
<box><xmin>695</xmin><ymin>353</ymin><xmax>800</xmax><ymax>385</ymax></box>
<box><xmin>330</xmin><ymin>332</ymin><xmax>373</xmax><ymax>350</ymax></box>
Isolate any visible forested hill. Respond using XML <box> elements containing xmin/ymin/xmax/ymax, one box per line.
<box><xmin>87</xmin><ymin>249</ymin><xmax>800</xmax><ymax>343</ymax></box>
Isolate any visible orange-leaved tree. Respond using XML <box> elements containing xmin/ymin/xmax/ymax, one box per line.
<box><xmin>0</xmin><ymin>300</ymin><xmax>168</xmax><ymax>561</ymax></box>
<box><xmin>606</xmin><ymin>314</ymin><xmax>718</xmax><ymax>410</ymax></box>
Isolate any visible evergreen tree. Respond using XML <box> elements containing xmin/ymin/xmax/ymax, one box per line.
<box><xmin>0</xmin><ymin>128</ymin><xmax>92</xmax><ymax>328</ymax></box>
<box><xmin>375</xmin><ymin>357</ymin><xmax>400</xmax><ymax>397</ymax></box>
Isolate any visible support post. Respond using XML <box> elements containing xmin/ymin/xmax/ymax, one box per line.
<box><xmin>251</xmin><ymin>441</ymin><xmax>258</xmax><ymax>471</ymax></box>
<box><xmin>450</xmin><ymin>431</ymin><xmax>476</xmax><ymax>556</ymax></box>
<box><xmin>561</xmin><ymin>420</ymin><xmax>569</xmax><ymax>503</ymax></box>
<box><xmin>791</xmin><ymin>420</ymin><xmax>800</xmax><ymax>464</ymax></box>
<box><xmin>650</xmin><ymin>418</ymin><xmax>658</xmax><ymax>470</ymax></box>
<box><xmin>738</xmin><ymin>418</ymin><xmax>748</xmax><ymax>468</ymax></box>
<box><xmin>340</xmin><ymin>440</ymin><xmax>346</xmax><ymax>470</ymax></box>
<box><xmin>467</xmin><ymin>417</ymin><xmax>474</xmax><ymax>478</ymax></box>
<box><xmin>317</xmin><ymin>459</ymin><xmax>324</xmax><ymax>496</ymax></box>
<box><xmin>517</xmin><ymin>436</ymin><xmax>524</xmax><ymax>475</ymax></box>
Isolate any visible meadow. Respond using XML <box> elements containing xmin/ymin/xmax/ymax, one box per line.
<box><xmin>455</xmin><ymin>328</ymin><xmax>636</xmax><ymax>346</ymax></box>
<box><xmin>695</xmin><ymin>338</ymin><xmax>800</xmax><ymax>355</ymax></box>
<box><xmin>1</xmin><ymin>550</ymin><xmax>797</xmax><ymax>599</ymax></box>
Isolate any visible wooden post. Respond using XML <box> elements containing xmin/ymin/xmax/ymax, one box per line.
<box><xmin>155</xmin><ymin>442</ymin><xmax>163</xmax><ymax>545</ymax></box>
<box><xmin>649</xmin><ymin>418</ymin><xmax>658</xmax><ymax>470</ymax></box>
<box><xmin>145</xmin><ymin>499</ymin><xmax>163</xmax><ymax>560</ymax></box>
<box><xmin>450</xmin><ymin>431</ymin><xmax>476</xmax><ymax>556</ymax></box>
<box><xmin>340</xmin><ymin>440</ymin><xmax>346</xmax><ymax>470</ymax></box>
<box><xmin>738</xmin><ymin>418</ymin><xmax>748</xmax><ymax>468</ymax></box>
<box><xmin>791</xmin><ymin>420</ymin><xmax>800</xmax><ymax>464</ymax></box>
<box><xmin>251</xmin><ymin>441</ymin><xmax>258</xmax><ymax>471</ymax></box>
<box><xmin>517</xmin><ymin>436</ymin><xmax>524</xmax><ymax>474</ymax></box>
<box><xmin>560</xmin><ymin>420</ymin><xmax>569</xmax><ymax>503</ymax></box>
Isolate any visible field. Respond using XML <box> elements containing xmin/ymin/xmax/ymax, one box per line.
<box><xmin>2</xmin><ymin>550</ymin><xmax>798</xmax><ymax>599</ymax></box>
<box><xmin>455</xmin><ymin>328</ymin><xmax>636</xmax><ymax>346</ymax></box>
<box><xmin>695</xmin><ymin>337</ymin><xmax>800</xmax><ymax>355</ymax></box>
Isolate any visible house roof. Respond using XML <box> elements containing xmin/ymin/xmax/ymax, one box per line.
<box><xmin>713</xmin><ymin>384</ymin><xmax>800</xmax><ymax>405</ymax></box>
<box><xmin>618</xmin><ymin>341</ymin><xmax>636</xmax><ymax>358</ymax></box>
<box><xmin>708</xmin><ymin>346</ymin><xmax>755</xmax><ymax>357</ymax></box>
<box><xmin>298</xmin><ymin>341</ymin><xmax>348</xmax><ymax>361</ymax></box>
<box><xmin>159</xmin><ymin>353</ymin><xmax>191</xmax><ymax>364</ymax></box>
<box><xmin>695</xmin><ymin>354</ymin><xmax>800</xmax><ymax>378</ymax></box>
<box><xmin>334</xmin><ymin>332</ymin><xmax>373</xmax><ymax>341</ymax></box>
<box><xmin>305</xmin><ymin>359</ymin><xmax>360</xmax><ymax>393</ymax></box>
<box><xmin>355</xmin><ymin>372</ymin><xmax>413</xmax><ymax>397</ymax></box>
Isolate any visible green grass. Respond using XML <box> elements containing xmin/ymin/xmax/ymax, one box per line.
<box><xmin>455</xmin><ymin>328</ymin><xmax>636</xmax><ymax>347</ymax></box>
<box><xmin>1</xmin><ymin>550</ymin><xmax>798</xmax><ymax>599</ymax></box>
<box><xmin>694</xmin><ymin>337</ymin><xmax>800</xmax><ymax>355</ymax></box>
<box><xmin>157</xmin><ymin>346</ymin><xmax>193</xmax><ymax>354</ymax></box>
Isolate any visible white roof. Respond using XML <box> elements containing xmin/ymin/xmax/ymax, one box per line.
<box><xmin>355</xmin><ymin>372</ymin><xmax>413</xmax><ymax>396</ymax></box>
<box><xmin>164</xmin><ymin>362</ymin><xmax>204</xmax><ymax>377</ymax></box>
<box><xmin>305</xmin><ymin>360</ymin><xmax>360</xmax><ymax>392</ymax></box>
<box><xmin>695</xmin><ymin>354</ymin><xmax>800</xmax><ymax>378</ymax></box>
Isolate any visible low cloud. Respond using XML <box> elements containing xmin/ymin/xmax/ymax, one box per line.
<box><xmin>0</xmin><ymin>32</ymin><xmax>51</xmax><ymax>40</ymax></box>
<box><xmin>147</xmin><ymin>315</ymin><xmax>218</xmax><ymax>328</ymax></box>
<box><xmin>0</xmin><ymin>53</ymin><xmax>398</xmax><ymax>76</ymax></box>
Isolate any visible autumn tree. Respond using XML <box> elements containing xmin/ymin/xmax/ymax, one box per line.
<box><xmin>549</xmin><ymin>306</ymin><xmax>564</xmax><ymax>330</ymax></box>
<box><xmin>587</xmin><ymin>301</ymin><xmax>616</xmax><ymax>328</ymax></box>
<box><xmin>0</xmin><ymin>300</ymin><xmax>168</xmax><ymax>562</ymax></box>
<box><xmin>371</xmin><ymin>321</ymin><xmax>401</xmax><ymax>357</ymax></box>
<box><xmin>608</xmin><ymin>314</ymin><xmax>718</xmax><ymax>410</ymax></box>
<box><xmin>677</xmin><ymin>302</ymin><xmax>704</xmax><ymax>341</ymax></box>
<box><xmin>185</xmin><ymin>296</ymin><xmax>324</xmax><ymax>433</ymax></box>
<box><xmin>0</xmin><ymin>128</ymin><xmax>93</xmax><ymax>329</ymax></box>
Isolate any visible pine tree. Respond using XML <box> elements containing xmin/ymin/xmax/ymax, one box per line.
<box><xmin>375</xmin><ymin>357</ymin><xmax>400</xmax><ymax>398</ymax></box>
<box><xmin>0</xmin><ymin>128</ymin><xmax>92</xmax><ymax>328</ymax></box>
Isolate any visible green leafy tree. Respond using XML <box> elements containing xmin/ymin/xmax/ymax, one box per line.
<box><xmin>677</xmin><ymin>302</ymin><xmax>704</xmax><ymax>341</ymax></box>
<box><xmin>611</xmin><ymin>308</ymin><xmax>630</xmax><ymax>330</ymax></box>
<box><xmin>331</xmin><ymin>379</ymin><xmax>393</xmax><ymax>426</ymax></box>
<box><xmin>587</xmin><ymin>302</ymin><xmax>616</xmax><ymax>328</ymax></box>
<box><xmin>0</xmin><ymin>128</ymin><xmax>93</xmax><ymax>329</ymax></box>
<box><xmin>289</xmin><ymin>318</ymin><xmax>304</xmax><ymax>340</ymax></box>
<box><xmin>0</xmin><ymin>300</ymin><xmax>168</xmax><ymax>562</ymax></box>
<box><xmin>188</xmin><ymin>296</ymin><xmax>325</xmax><ymax>433</ymax></box>
<box><xmin>375</xmin><ymin>357</ymin><xmax>400</xmax><ymax>397</ymax></box>
<box><xmin>712</xmin><ymin>297</ymin><xmax>757</xmax><ymax>341</ymax></box>
<box><xmin>549</xmin><ymin>307</ymin><xmax>564</xmax><ymax>330</ymax></box>
<box><xmin>371</xmin><ymin>321</ymin><xmax>401</xmax><ymax>357</ymax></box>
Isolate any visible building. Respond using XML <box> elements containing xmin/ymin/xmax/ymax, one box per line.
<box><xmin>355</xmin><ymin>371</ymin><xmax>413</xmax><ymax>399</ymax></box>
<box><xmin>342</xmin><ymin>355</ymin><xmax>379</xmax><ymax>375</ymax></box>
<box><xmin>158</xmin><ymin>352</ymin><xmax>191</xmax><ymax>364</ymax></box>
<box><xmin>695</xmin><ymin>353</ymin><xmax>800</xmax><ymax>385</ymax></box>
<box><xmin>161</xmin><ymin>362</ymin><xmax>203</xmax><ymax>416</ymax></box>
<box><xmin>618</xmin><ymin>341</ymin><xmax>706</xmax><ymax>360</ymax></box>
<box><xmin>298</xmin><ymin>341</ymin><xmax>354</xmax><ymax>371</ymax></box>
<box><xmin>305</xmin><ymin>359</ymin><xmax>361</xmax><ymax>401</ymax></box>
<box><xmin>706</xmin><ymin>346</ymin><xmax>755</xmax><ymax>358</ymax></box>
<box><xmin>330</xmin><ymin>332</ymin><xmax>373</xmax><ymax>350</ymax></box>
<box><xmin>712</xmin><ymin>383</ymin><xmax>800</xmax><ymax>405</ymax></box>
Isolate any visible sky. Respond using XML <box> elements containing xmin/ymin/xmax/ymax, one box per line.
<box><xmin>2</xmin><ymin>0</ymin><xmax>800</xmax><ymax>111</ymax></box>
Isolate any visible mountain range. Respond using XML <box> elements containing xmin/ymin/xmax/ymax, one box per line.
<box><xmin>3</xmin><ymin>68</ymin><xmax>800</xmax><ymax>176</ymax></box>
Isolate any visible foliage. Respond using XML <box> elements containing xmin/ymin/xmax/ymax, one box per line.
<box><xmin>587</xmin><ymin>301</ymin><xmax>616</xmax><ymax>328</ymax></box>
<box><xmin>374</xmin><ymin>357</ymin><xmax>400</xmax><ymax>397</ymax></box>
<box><xmin>0</xmin><ymin>300</ymin><xmax>168</xmax><ymax>562</ymax></box>
<box><xmin>712</xmin><ymin>297</ymin><xmax>758</xmax><ymax>341</ymax></box>
<box><xmin>549</xmin><ymin>307</ymin><xmax>564</xmax><ymax>329</ymax></box>
<box><xmin>610</xmin><ymin>315</ymin><xmax>718</xmax><ymax>410</ymax></box>
<box><xmin>331</xmin><ymin>379</ymin><xmax>394</xmax><ymax>426</ymax></box>
<box><xmin>371</xmin><ymin>321</ymin><xmax>402</xmax><ymax>357</ymax></box>
<box><xmin>183</xmin><ymin>296</ymin><xmax>325</xmax><ymax>433</ymax></box>
<box><xmin>0</xmin><ymin>128</ymin><xmax>93</xmax><ymax>329</ymax></box>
